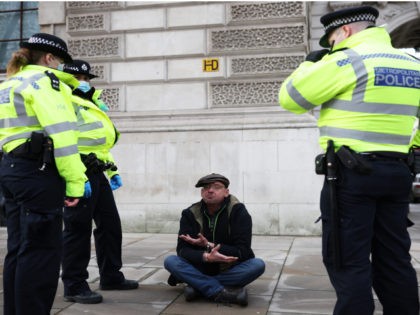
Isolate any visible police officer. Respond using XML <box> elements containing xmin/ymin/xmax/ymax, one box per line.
<box><xmin>0</xmin><ymin>33</ymin><xmax>88</xmax><ymax>315</ymax></box>
<box><xmin>61</xmin><ymin>60</ymin><xmax>138</xmax><ymax>304</ymax></box>
<box><xmin>279</xmin><ymin>6</ymin><xmax>420</xmax><ymax>315</ymax></box>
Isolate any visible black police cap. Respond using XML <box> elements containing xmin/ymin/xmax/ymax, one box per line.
<box><xmin>195</xmin><ymin>173</ymin><xmax>230</xmax><ymax>188</ymax></box>
<box><xmin>63</xmin><ymin>59</ymin><xmax>98</xmax><ymax>79</ymax></box>
<box><xmin>319</xmin><ymin>6</ymin><xmax>379</xmax><ymax>48</ymax></box>
<box><xmin>20</xmin><ymin>33</ymin><xmax>73</xmax><ymax>63</ymax></box>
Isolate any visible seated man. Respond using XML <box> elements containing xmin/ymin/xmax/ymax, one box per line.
<box><xmin>164</xmin><ymin>173</ymin><xmax>265</xmax><ymax>306</ymax></box>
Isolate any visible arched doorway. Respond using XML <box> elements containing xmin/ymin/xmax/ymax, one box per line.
<box><xmin>390</xmin><ymin>17</ymin><xmax>420</xmax><ymax>57</ymax></box>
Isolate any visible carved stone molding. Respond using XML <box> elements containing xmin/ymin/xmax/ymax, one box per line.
<box><xmin>109</xmin><ymin>107</ymin><xmax>317</xmax><ymax>133</ymax></box>
<box><xmin>328</xmin><ymin>1</ymin><xmax>362</xmax><ymax>10</ymax></box>
<box><xmin>98</xmin><ymin>87</ymin><xmax>120</xmax><ymax>111</ymax></box>
<box><xmin>228</xmin><ymin>2</ymin><xmax>305</xmax><ymax>22</ymax></box>
<box><xmin>68</xmin><ymin>36</ymin><xmax>122</xmax><ymax>59</ymax></box>
<box><xmin>211</xmin><ymin>25</ymin><xmax>306</xmax><ymax>52</ymax></box>
<box><xmin>66</xmin><ymin>1</ymin><xmax>121</xmax><ymax>10</ymax></box>
<box><xmin>230</xmin><ymin>54</ymin><xmax>305</xmax><ymax>76</ymax></box>
<box><xmin>377</xmin><ymin>1</ymin><xmax>417</xmax><ymax>24</ymax></box>
<box><xmin>67</xmin><ymin>13</ymin><xmax>109</xmax><ymax>34</ymax></box>
<box><xmin>210</xmin><ymin>80</ymin><xmax>282</xmax><ymax>107</ymax></box>
<box><xmin>90</xmin><ymin>63</ymin><xmax>107</xmax><ymax>83</ymax></box>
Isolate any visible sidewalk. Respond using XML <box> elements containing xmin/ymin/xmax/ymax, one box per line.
<box><xmin>1</xmin><ymin>205</ymin><xmax>420</xmax><ymax>315</ymax></box>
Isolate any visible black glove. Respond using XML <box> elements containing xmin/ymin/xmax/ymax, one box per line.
<box><xmin>305</xmin><ymin>49</ymin><xmax>329</xmax><ymax>62</ymax></box>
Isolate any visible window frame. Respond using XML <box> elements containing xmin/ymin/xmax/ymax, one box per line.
<box><xmin>0</xmin><ymin>2</ymin><xmax>39</xmax><ymax>73</ymax></box>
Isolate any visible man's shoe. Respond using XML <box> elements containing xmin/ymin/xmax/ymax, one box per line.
<box><xmin>214</xmin><ymin>287</ymin><xmax>248</xmax><ymax>306</ymax></box>
<box><xmin>184</xmin><ymin>285</ymin><xmax>199</xmax><ymax>302</ymax></box>
<box><xmin>100</xmin><ymin>279</ymin><xmax>139</xmax><ymax>290</ymax></box>
<box><xmin>64</xmin><ymin>290</ymin><xmax>103</xmax><ymax>304</ymax></box>
<box><xmin>167</xmin><ymin>274</ymin><xmax>181</xmax><ymax>286</ymax></box>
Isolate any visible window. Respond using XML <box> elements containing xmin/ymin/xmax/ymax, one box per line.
<box><xmin>0</xmin><ymin>2</ymin><xmax>39</xmax><ymax>73</ymax></box>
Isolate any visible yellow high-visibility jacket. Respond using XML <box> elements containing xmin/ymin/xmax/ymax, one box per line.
<box><xmin>0</xmin><ymin>65</ymin><xmax>87</xmax><ymax>197</ymax></box>
<box><xmin>279</xmin><ymin>27</ymin><xmax>420</xmax><ymax>153</ymax></box>
<box><xmin>72</xmin><ymin>90</ymin><xmax>120</xmax><ymax>179</ymax></box>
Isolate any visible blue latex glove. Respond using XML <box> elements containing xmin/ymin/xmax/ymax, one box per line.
<box><xmin>96</xmin><ymin>99</ymin><xmax>109</xmax><ymax>112</ymax></box>
<box><xmin>110</xmin><ymin>175</ymin><xmax>122</xmax><ymax>191</ymax></box>
<box><xmin>83</xmin><ymin>181</ymin><xmax>92</xmax><ymax>198</ymax></box>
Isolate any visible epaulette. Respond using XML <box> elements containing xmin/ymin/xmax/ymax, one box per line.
<box><xmin>44</xmin><ymin>71</ymin><xmax>60</xmax><ymax>91</ymax></box>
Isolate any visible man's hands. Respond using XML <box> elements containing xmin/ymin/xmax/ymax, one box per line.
<box><xmin>179</xmin><ymin>234</ymin><xmax>238</xmax><ymax>263</ymax></box>
<box><xmin>64</xmin><ymin>197</ymin><xmax>79</xmax><ymax>207</ymax></box>
<box><xmin>305</xmin><ymin>49</ymin><xmax>329</xmax><ymax>62</ymax></box>
<box><xmin>179</xmin><ymin>233</ymin><xmax>214</xmax><ymax>248</ymax></box>
<box><xmin>204</xmin><ymin>244</ymin><xmax>238</xmax><ymax>263</ymax></box>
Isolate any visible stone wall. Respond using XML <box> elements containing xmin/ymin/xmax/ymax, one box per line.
<box><xmin>37</xmin><ymin>1</ymin><xmax>323</xmax><ymax>235</ymax></box>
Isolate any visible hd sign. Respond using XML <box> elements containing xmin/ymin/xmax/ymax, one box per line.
<box><xmin>202</xmin><ymin>58</ymin><xmax>219</xmax><ymax>72</ymax></box>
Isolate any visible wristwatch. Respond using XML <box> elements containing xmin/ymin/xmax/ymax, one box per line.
<box><xmin>205</xmin><ymin>243</ymin><xmax>212</xmax><ymax>253</ymax></box>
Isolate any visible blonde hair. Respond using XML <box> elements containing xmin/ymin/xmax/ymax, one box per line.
<box><xmin>6</xmin><ymin>48</ymin><xmax>45</xmax><ymax>77</ymax></box>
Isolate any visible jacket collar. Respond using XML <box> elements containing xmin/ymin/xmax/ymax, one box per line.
<box><xmin>23</xmin><ymin>64</ymin><xmax>80</xmax><ymax>88</ymax></box>
<box><xmin>332</xmin><ymin>26</ymin><xmax>391</xmax><ymax>52</ymax></box>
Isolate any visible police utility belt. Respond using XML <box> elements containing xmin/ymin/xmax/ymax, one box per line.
<box><xmin>8</xmin><ymin>132</ymin><xmax>53</xmax><ymax>171</ymax></box>
<box><xmin>80</xmin><ymin>153</ymin><xmax>117</xmax><ymax>174</ymax></box>
<box><xmin>315</xmin><ymin>145</ymin><xmax>409</xmax><ymax>175</ymax></box>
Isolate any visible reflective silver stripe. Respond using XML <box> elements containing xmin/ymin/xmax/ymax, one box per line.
<box><xmin>0</xmin><ymin>73</ymin><xmax>46</xmax><ymax>143</ymax></box>
<box><xmin>78</xmin><ymin>121</ymin><xmax>103</xmax><ymax>132</ymax></box>
<box><xmin>44</xmin><ymin>121</ymin><xmax>77</xmax><ymax>135</ymax></box>
<box><xmin>0</xmin><ymin>131</ymin><xmax>36</xmax><ymax>148</ymax></box>
<box><xmin>334</xmin><ymin>52</ymin><xmax>419</xmax><ymax>114</ymax></box>
<box><xmin>13</xmin><ymin>92</ymin><xmax>27</xmax><ymax>116</ymax></box>
<box><xmin>342</xmin><ymin>49</ymin><xmax>367</xmax><ymax>102</ymax></box>
<box><xmin>285</xmin><ymin>80</ymin><xmax>317</xmax><ymax>110</ymax></box>
<box><xmin>78</xmin><ymin>137</ymin><xmax>106</xmax><ymax>146</ymax></box>
<box><xmin>320</xmin><ymin>126</ymin><xmax>411</xmax><ymax>145</ymax></box>
<box><xmin>0</xmin><ymin>116</ymin><xmax>39</xmax><ymax>128</ymax></box>
<box><xmin>322</xmin><ymin>99</ymin><xmax>418</xmax><ymax>116</ymax></box>
<box><xmin>336</xmin><ymin>53</ymin><xmax>420</xmax><ymax>67</ymax></box>
<box><xmin>13</xmin><ymin>73</ymin><xmax>46</xmax><ymax>116</ymax></box>
<box><xmin>54</xmin><ymin>144</ymin><xmax>79</xmax><ymax>157</ymax></box>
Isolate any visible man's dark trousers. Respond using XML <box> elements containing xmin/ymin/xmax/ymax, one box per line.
<box><xmin>321</xmin><ymin>158</ymin><xmax>419</xmax><ymax>315</ymax></box>
<box><xmin>0</xmin><ymin>155</ymin><xmax>65</xmax><ymax>315</ymax></box>
<box><xmin>62</xmin><ymin>171</ymin><xmax>124</xmax><ymax>295</ymax></box>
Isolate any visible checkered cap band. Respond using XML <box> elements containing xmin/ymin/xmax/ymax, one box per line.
<box><xmin>28</xmin><ymin>36</ymin><xmax>67</xmax><ymax>52</ymax></box>
<box><xmin>64</xmin><ymin>65</ymin><xmax>81</xmax><ymax>72</ymax></box>
<box><xmin>324</xmin><ymin>13</ymin><xmax>377</xmax><ymax>32</ymax></box>
<box><xmin>63</xmin><ymin>60</ymin><xmax>97</xmax><ymax>78</ymax></box>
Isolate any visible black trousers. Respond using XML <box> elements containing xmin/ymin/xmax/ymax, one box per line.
<box><xmin>0</xmin><ymin>154</ymin><xmax>65</xmax><ymax>315</ymax></box>
<box><xmin>61</xmin><ymin>171</ymin><xmax>124</xmax><ymax>295</ymax></box>
<box><xmin>321</xmin><ymin>158</ymin><xmax>420</xmax><ymax>315</ymax></box>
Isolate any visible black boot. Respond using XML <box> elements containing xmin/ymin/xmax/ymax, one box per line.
<box><xmin>214</xmin><ymin>287</ymin><xmax>248</xmax><ymax>306</ymax></box>
<box><xmin>100</xmin><ymin>279</ymin><xmax>139</xmax><ymax>290</ymax></box>
<box><xmin>184</xmin><ymin>285</ymin><xmax>199</xmax><ymax>302</ymax></box>
<box><xmin>64</xmin><ymin>290</ymin><xmax>103</xmax><ymax>304</ymax></box>
<box><xmin>167</xmin><ymin>274</ymin><xmax>181</xmax><ymax>286</ymax></box>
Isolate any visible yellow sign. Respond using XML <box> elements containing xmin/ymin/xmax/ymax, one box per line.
<box><xmin>202</xmin><ymin>58</ymin><xmax>219</xmax><ymax>72</ymax></box>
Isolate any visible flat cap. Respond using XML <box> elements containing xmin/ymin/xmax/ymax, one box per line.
<box><xmin>20</xmin><ymin>33</ymin><xmax>73</xmax><ymax>63</ymax></box>
<box><xmin>63</xmin><ymin>59</ymin><xmax>98</xmax><ymax>79</ymax></box>
<box><xmin>195</xmin><ymin>173</ymin><xmax>230</xmax><ymax>188</ymax></box>
<box><xmin>319</xmin><ymin>6</ymin><xmax>379</xmax><ymax>48</ymax></box>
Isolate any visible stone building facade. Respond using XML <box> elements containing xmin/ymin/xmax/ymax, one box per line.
<box><xmin>32</xmin><ymin>1</ymin><xmax>420</xmax><ymax>235</ymax></box>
